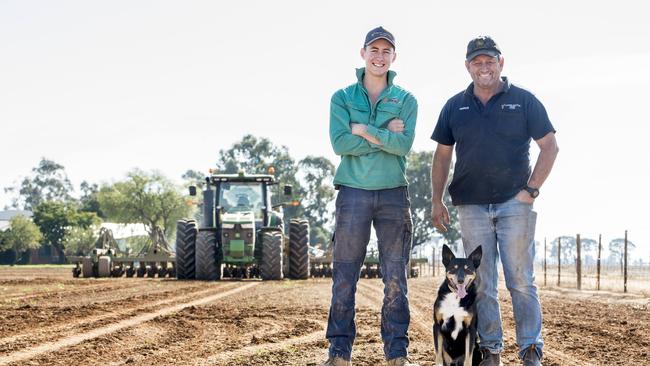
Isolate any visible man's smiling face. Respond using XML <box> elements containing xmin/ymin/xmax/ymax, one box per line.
<box><xmin>465</xmin><ymin>54</ymin><xmax>504</xmax><ymax>91</ymax></box>
<box><xmin>360</xmin><ymin>38</ymin><xmax>396</xmax><ymax>77</ymax></box>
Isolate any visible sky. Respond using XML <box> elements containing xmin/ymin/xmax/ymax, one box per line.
<box><xmin>1</xmin><ymin>1</ymin><xmax>649</xmax><ymax>261</ymax></box>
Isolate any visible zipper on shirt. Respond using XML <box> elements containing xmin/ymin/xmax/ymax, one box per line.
<box><xmin>360</xmin><ymin>86</ymin><xmax>390</xmax><ymax>125</ymax></box>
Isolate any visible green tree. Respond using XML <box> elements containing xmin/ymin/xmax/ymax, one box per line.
<box><xmin>4</xmin><ymin>158</ymin><xmax>74</xmax><ymax>210</ymax></box>
<box><xmin>182</xmin><ymin>170</ymin><xmax>207</xmax><ymax>190</ymax></box>
<box><xmin>33</xmin><ymin>201</ymin><xmax>100</xmax><ymax>262</ymax></box>
<box><xmin>62</xmin><ymin>225</ymin><xmax>98</xmax><ymax>256</ymax></box>
<box><xmin>298</xmin><ymin>156</ymin><xmax>335</xmax><ymax>247</ymax></box>
<box><xmin>97</xmin><ymin>169</ymin><xmax>191</xmax><ymax>240</ymax></box>
<box><xmin>79</xmin><ymin>181</ymin><xmax>104</xmax><ymax>218</ymax></box>
<box><xmin>0</xmin><ymin>215</ymin><xmax>43</xmax><ymax>264</ymax></box>
<box><xmin>406</xmin><ymin>150</ymin><xmax>460</xmax><ymax>250</ymax></box>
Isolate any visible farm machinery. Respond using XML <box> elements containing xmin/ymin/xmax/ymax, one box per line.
<box><xmin>69</xmin><ymin>226</ymin><xmax>176</xmax><ymax>278</ymax></box>
<box><xmin>175</xmin><ymin>171</ymin><xmax>310</xmax><ymax>280</ymax></box>
<box><xmin>310</xmin><ymin>245</ymin><xmax>427</xmax><ymax>278</ymax></box>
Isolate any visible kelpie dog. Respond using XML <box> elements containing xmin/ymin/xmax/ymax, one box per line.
<box><xmin>433</xmin><ymin>244</ymin><xmax>482</xmax><ymax>366</ymax></box>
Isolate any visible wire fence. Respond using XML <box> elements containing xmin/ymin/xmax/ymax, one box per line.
<box><xmin>411</xmin><ymin>231</ymin><xmax>650</xmax><ymax>295</ymax></box>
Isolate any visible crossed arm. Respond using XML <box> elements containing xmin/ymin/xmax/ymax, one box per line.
<box><xmin>350</xmin><ymin>119</ymin><xmax>405</xmax><ymax>145</ymax></box>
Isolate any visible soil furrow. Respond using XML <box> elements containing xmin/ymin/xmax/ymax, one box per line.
<box><xmin>0</xmin><ymin>282</ymin><xmax>259</xmax><ymax>365</ymax></box>
<box><xmin>0</xmin><ymin>282</ymin><xmax>240</xmax><ymax>354</ymax></box>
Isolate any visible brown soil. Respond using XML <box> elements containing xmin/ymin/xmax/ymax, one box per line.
<box><xmin>0</xmin><ymin>267</ymin><xmax>648</xmax><ymax>365</ymax></box>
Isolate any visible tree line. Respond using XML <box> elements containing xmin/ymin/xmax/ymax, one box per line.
<box><xmin>2</xmin><ymin>135</ymin><xmax>638</xmax><ymax>266</ymax></box>
<box><xmin>1</xmin><ymin>134</ymin><xmax>460</xmax><ymax>264</ymax></box>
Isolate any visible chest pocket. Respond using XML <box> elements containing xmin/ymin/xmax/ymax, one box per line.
<box><xmin>346</xmin><ymin>102</ymin><xmax>370</xmax><ymax>124</ymax></box>
<box><xmin>376</xmin><ymin>103</ymin><xmax>402</xmax><ymax>126</ymax></box>
<box><xmin>496</xmin><ymin>109</ymin><xmax>527</xmax><ymax>139</ymax></box>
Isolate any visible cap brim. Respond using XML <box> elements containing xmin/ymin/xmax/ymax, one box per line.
<box><xmin>466</xmin><ymin>49</ymin><xmax>499</xmax><ymax>61</ymax></box>
<box><xmin>365</xmin><ymin>36</ymin><xmax>395</xmax><ymax>48</ymax></box>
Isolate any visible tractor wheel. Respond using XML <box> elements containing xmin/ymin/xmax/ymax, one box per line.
<box><xmin>72</xmin><ymin>266</ymin><xmax>81</xmax><ymax>278</ymax></box>
<box><xmin>111</xmin><ymin>266</ymin><xmax>123</xmax><ymax>277</ymax></box>
<box><xmin>98</xmin><ymin>256</ymin><xmax>111</xmax><ymax>277</ymax></box>
<box><xmin>126</xmin><ymin>264</ymin><xmax>136</xmax><ymax>278</ymax></box>
<box><xmin>324</xmin><ymin>266</ymin><xmax>333</xmax><ymax>278</ymax></box>
<box><xmin>158</xmin><ymin>263</ymin><xmax>168</xmax><ymax>278</ymax></box>
<box><xmin>360</xmin><ymin>266</ymin><xmax>368</xmax><ymax>279</ymax></box>
<box><xmin>147</xmin><ymin>263</ymin><xmax>158</xmax><ymax>277</ymax></box>
<box><xmin>260</xmin><ymin>231</ymin><xmax>283</xmax><ymax>280</ymax></box>
<box><xmin>175</xmin><ymin>219</ymin><xmax>197</xmax><ymax>280</ymax></box>
<box><xmin>195</xmin><ymin>230</ymin><xmax>220</xmax><ymax>280</ymax></box>
<box><xmin>289</xmin><ymin>219</ymin><xmax>310</xmax><ymax>280</ymax></box>
<box><xmin>82</xmin><ymin>257</ymin><xmax>94</xmax><ymax>278</ymax></box>
<box><xmin>137</xmin><ymin>263</ymin><xmax>146</xmax><ymax>278</ymax></box>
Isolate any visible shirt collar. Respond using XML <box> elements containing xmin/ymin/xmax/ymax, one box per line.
<box><xmin>356</xmin><ymin>67</ymin><xmax>396</xmax><ymax>86</ymax></box>
<box><xmin>464</xmin><ymin>76</ymin><xmax>511</xmax><ymax>97</ymax></box>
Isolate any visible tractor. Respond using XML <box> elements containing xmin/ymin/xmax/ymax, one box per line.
<box><xmin>175</xmin><ymin>171</ymin><xmax>310</xmax><ymax>280</ymax></box>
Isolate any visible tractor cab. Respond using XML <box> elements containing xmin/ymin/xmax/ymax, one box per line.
<box><xmin>219</xmin><ymin>181</ymin><xmax>265</xmax><ymax>228</ymax></box>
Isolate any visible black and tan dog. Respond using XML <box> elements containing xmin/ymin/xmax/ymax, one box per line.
<box><xmin>433</xmin><ymin>244</ymin><xmax>482</xmax><ymax>366</ymax></box>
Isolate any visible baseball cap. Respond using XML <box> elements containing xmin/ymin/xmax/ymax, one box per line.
<box><xmin>466</xmin><ymin>36</ymin><xmax>501</xmax><ymax>61</ymax></box>
<box><xmin>364</xmin><ymin>26</ymin><xmax>395</xmax><ymax>49</ymax></box>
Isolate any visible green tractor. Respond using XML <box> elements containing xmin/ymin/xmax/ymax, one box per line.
<box><xmin>175</xmin><ymin>171</ymin><xmax>310</xmax><ymax>281</ymax></box>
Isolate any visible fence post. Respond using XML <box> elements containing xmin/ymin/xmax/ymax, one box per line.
<box><xmin>623</xmin><ymin>230</ymin><xmax>627</xmax><ymax>292</ymax></box>
<box><xmin>544</xmin><ymin>238</ymin><xmax>546</xmax><ymax>287</ymax></box>
<box><xmin>576</xmin><ymin>233</ymin><xmax>581</xmax><ymax>290</ymax></box>
<box><xmin>557</xmin><ymin>237</ymin><xmax>561</xmax><ymax>287</ymax></box>
<box><xmin>433</xmin><ymin>247</ymin><xmax>436</xmax><ymax>277</ymax></box>
<box><xmin>597</xmin><ymin>234</ymin><xmax>602</xmax><ymax>291</ymax></box>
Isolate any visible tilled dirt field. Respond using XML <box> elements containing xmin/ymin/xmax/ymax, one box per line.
<box><xmin>1</xmin><ymin>267</ymin><xmax>648</xmax><ymax>365</ymax></box>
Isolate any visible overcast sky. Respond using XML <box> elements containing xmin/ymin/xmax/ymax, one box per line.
<box><xmin>1</xmin><ymin>1</ymin><xmax>649</xmax><ymax>259</ymax></box>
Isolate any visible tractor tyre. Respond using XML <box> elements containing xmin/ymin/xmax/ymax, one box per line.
<box><xmin>147</xmin><ymin>263</ymin><xmax>158</xmax><ymax>277</ymax></box>
<box><xmin>82</xmin><ymin>257</ymin><xmax>94</xmax><ymax>278</ymax></box>
<box><xmin>98</xmin><ymin>256</ymin><xmax>111</xmax><ymax>277</ymax></box>
<box><xmin>158</xmin><ymin>264</ymin><xmax>168</xmax><ymax>278</ymax></box>
<box><xmin>289</xmin><ymin>219</ymin><xmax>310</xmax><ymax>279</ymax></box>
<box><xmin>195</xmin><ymin>230</ymin><xmax>221</xmax><ymax>280</ymax></box>
<box><xmin>260</xmin><ymin>231</ymin><xmax>283</xmax><ymax>280</ymax></box>
<box><xmin>137</xmin><ymin>264</ymin><xmax>146</xmax><ymax>278</ymax></box>
<box><xmin>175</xmin><ymin>219</ymin><xmax>197</xmax><ymax>280</ymax></box>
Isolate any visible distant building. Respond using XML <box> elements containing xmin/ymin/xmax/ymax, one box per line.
<box><xmin>0</xmin><ymin>210</ymin><xmax>33</xmax><ymax>231</ymax></box>
<box><xmin>0</xmin><ymin>210</ymin><xmax>35</xmax><ymax>264</ymax></box>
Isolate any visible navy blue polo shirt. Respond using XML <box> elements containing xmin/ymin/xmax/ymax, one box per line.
<box><xmin>431</xmin><ymin>77</ymin><xmax>555</xmax><ymax>205</ymax></box>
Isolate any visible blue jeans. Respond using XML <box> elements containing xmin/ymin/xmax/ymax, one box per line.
<box><xmin>326</xmin><ymin>185</ymin><xmax>413</xmax><ymax>361</ymax></box>
<box><xmin>457</xmin><ymin>197</ymin><xmax>543</xmax><ymax>359</ymax></box>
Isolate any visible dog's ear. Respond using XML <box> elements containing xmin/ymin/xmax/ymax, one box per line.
<box><xmin>468</xmin><ymin>245</ymin><xmax>482</xmax><ymax>269</ymax></box>
<box><xmin>442</xmin><ymin>244</ymin><xmax>454</xmax><ymax>268</ymax></box>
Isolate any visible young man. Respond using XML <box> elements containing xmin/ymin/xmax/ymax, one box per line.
<box><xmin>430</xmin><ymin>36</ymin><xmax>559</xmax><ymax>366</ymax></box>
<box><xmin>323</xmin><ymin>26</ymin><xmax>418</xmax><ymax>366</ymax></box>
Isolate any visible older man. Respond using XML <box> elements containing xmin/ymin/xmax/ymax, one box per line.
<box><xmin>430</xmin><ymin>36</ymin><xmax>559</xmax><ymax>366</ymax></box>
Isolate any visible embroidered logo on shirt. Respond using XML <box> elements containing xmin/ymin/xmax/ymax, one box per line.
<box><xmin>382</xmin><ymin>97</ymin><xmax>401</xmax><ymax>104</ymax></box>
<box><xmin>501</xmin><ymin>103</ymin><xmax>521</xmax><ymax>110</ymax></box>
<box><xmin>459</xmin><ymin>106</ymin><xmax>469</xmax><ymax>110</ymax></box>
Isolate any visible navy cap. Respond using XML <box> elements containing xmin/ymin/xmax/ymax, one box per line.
<box><xmin>364</xmin><ymin>26</ymin><xmax>395</xmax><ymax>49</ymax></box>
<box><xmin>466</xmin><ymin>36</ymin><xmax>501</xmax><ymax>61</ymax></box>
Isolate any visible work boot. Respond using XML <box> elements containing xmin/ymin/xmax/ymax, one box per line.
<box><xmin>522</xmin><ymin>346</ymin><xmax>541</xmax><ymax>366</ymax></box>
<box><xmin>479</xmin><ymin>349</ymin><xmax>502</xmax><ymax>366</ymax></box>
<box><xmin>386</xmin><ymin>357</ymin><xmax>419</xmax><ymax>366</ymax></box>
<box><xmin>321</xmin><ymin>356</ymin><xmax>351</xmax><ymax>366</ymax></box>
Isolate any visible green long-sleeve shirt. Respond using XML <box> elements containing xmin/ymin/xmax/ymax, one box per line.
<box><xmin>330</xmin><ymin>68</ymin><xmax>418</xmax><ymax>190</ymax></box>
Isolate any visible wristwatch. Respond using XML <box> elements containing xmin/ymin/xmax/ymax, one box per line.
<box><xmin>523</xmin><ymin>185</ymin><xmax>540</xmax><ymax>198</ymax></box>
